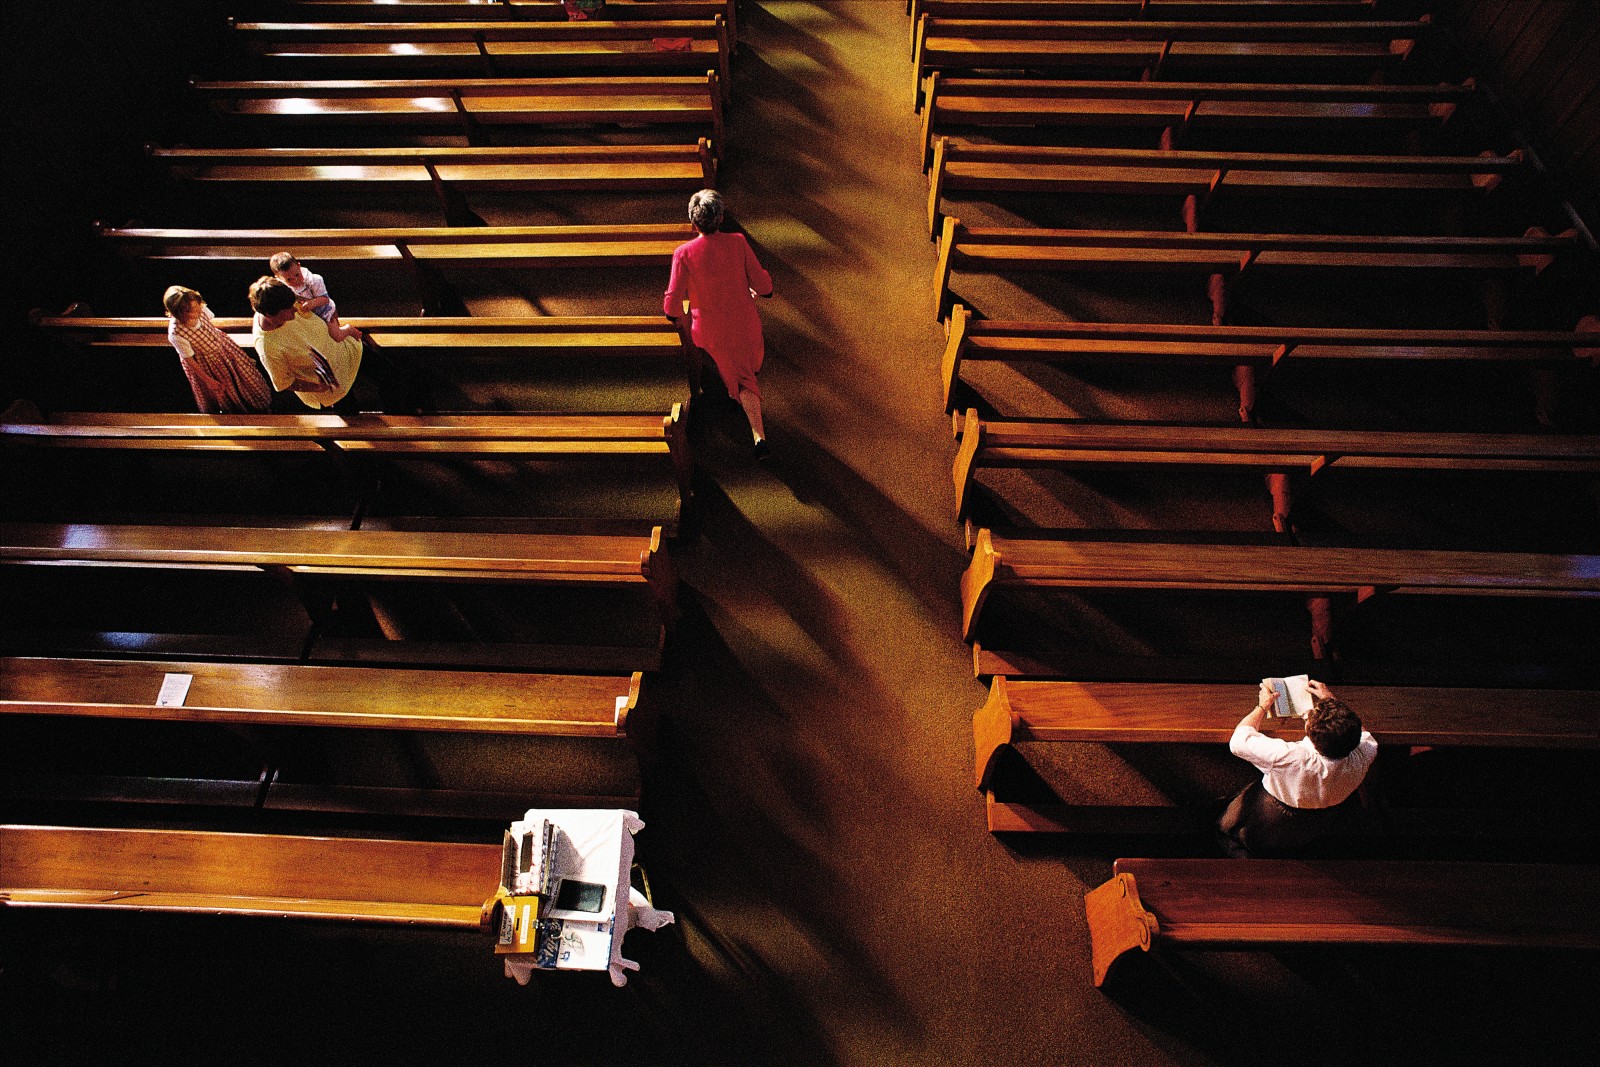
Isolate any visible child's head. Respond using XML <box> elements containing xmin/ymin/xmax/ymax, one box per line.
<box><xmin>162</xmin><ymin>285</ymin><xmax>204</xmax><ymax>324</ymax></box>
<box><xmin>269</xmin><ymin>252</ymin><xmax>305</xmax><ymax>287</ymax></box>
<box><xmin>249</xmin><ymin>275</ymin><xmax>298</xmax><ymax>322</ymax></box>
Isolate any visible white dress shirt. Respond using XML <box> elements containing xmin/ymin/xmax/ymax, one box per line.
<box><xmin>1230</xmin><ymin>720</ymin><xmax>1377</xmax><ymax>810</ymax></box>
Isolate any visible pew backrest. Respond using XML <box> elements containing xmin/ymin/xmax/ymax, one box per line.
<box><xmin>195</xmin><ymin>74</ymin><xmax>724</xmax><ymax>147</ymax></box>
<box><xmin>938</xmin><ymin>305</ymin><xmax>1600</xmax><ymax>409</ymax></box>
<box><xmin>0</xmin><ymin>824</ymin><xmax>501</xmax><ymax>926</ymax></box>
<box><xmin>1085</xmin><ymin>858</ymin><xmax>1600</xmax><ymax>986</ymax></box>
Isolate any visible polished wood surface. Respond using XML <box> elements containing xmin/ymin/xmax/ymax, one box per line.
<box><xmin>974</xmin><ymin>675</ymin><xmax>1600</xmax><ymax>789</ymax></box>
<box><xmin>960</xmin><ymin>528</ymin><xmax>1600</xmax><ymax>639</ymax></box>
<box><xmin>0</xmin><ymin>656</ymin><xmax>638</xmax><ymax>735</ymax></box>
<box><xmin>913</xmin><ymin>15</ymin><xmax>1429</xmax><ymax>102</ymax></box>
<box><xmin>950</xmin><ymin>410</ymin><xmax>1600</xmax><ymax>516</ymax></box>
<box><xmin>0</xmin><ymin>521</ymin><xmax>665</xmax><ymax>580</ymax></box>
<box><xmin>153</xmin><ymin>141</ymin><xmax>716</xmax><ymax>191</ymax></box>
<box><xmin>935</xmin><ymin>219</ymin><xmax>1576</xmax><ymax>318</ymax></box>
<box><xmin>939</xmin><ymin>305</ymin><xmax>1600</xmax><ymax>409</ymax></box>
<box><xmin>920</xmin><ymin>75</ymin><xmax>1470</xmax><ymax>168</ymax></box>
<box><xmin>0</xmin><ymin>825</ymin><xmax>501</xmax><ymax>925</ymax></box>
<box><xmin>928</xmin><ymin>138</ymin><xmax>1520</xmax><ymax>234</ymax></box>
<box><xmin>1085</xmin><ymin>859</ymin><xmax>1600</xmax><ymax>985</ymax></box>
<box><xmin>100</xmin><ymin>222</ymin><xmax>692</xmax><ymax>266</ymax></box>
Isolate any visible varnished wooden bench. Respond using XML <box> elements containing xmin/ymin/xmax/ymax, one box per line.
<box><xmin>99</xmin><ymin>223</ymin><xmax>692</xmax><ymax>314</ymax></box>
<box><xmin>0</xmin><ymin>520</ymin><xmax>678</xmax><ymax>625</ymax></box>
<box><xmin>152</xmin><ymin>142</ymin><xmax>717</xmax><ymax>225</ymax></box>
<box><xmin>0</xmin><ymin>654</ymin><xmax>639</xmax><ymax>735</ymax></box>
<box><xmin>194</xmin><ymin>74</ymin><xmax>724</xmax><ymax>148</ymax></box>
<box><xmin>0</xmin><ymin>654</ymin><xmax>645</xmax><ymax>809</ymax></box>
<box><xmin>912</xmin><ymin>15</ymin><xmax>1431</xmax><ymax>106</ymax></box>
<box><xmin>938</xmin><ymin>307</ymin><xmax>1600</xmax><ymax>411</ymax></box>
<box><xmin>919</xmin><ymin>77</ymin><xmax>1472</xmax><ymax>170</ymax></box>
<box><xmin>1</xmin><ymin>409</ymin><xmax>694</xmax><ymax>528</ymax></box>
<box><xmin>959</xmin><ymin>529</ymin><xmax>1600</xmax><ymax>640</ymax></box>
<box><xmin>0</xmin><ymin>825</ymin><xmax>501</xmax><ymax>926</ymax></box>
<box><xmin>1084</xmin><ymin>858</ymin><xmax>1600</xmax><ymax>986</ymax></box>
<box><xmin>933</xmin><ymin>219</ymin><xmax>1578</xmax><ymax>320</ymax></box>
<box><xmin>233</xmin><ymin>17</ymin><xmax>730</xmax><ymax>97</ymax></box>
<box><xmin>974</xmin><ymin>675</ymin><xmax>1600</xmax><ymax>792</ymax></box>
<box><xmin>100</xmin><ymin>222</ymin><xmax>689</xmax><ymax>266</ymax></box>
<box><xmin>927</xmin><ymin>140</ymin><xmax>1523</xmax><ymax>236</ymax></box>
<box><xmin>281</xmin><ymin>0</ymin><xmax>735</xmax><ymax>41</ymax></box>
<box><xmin>949</xmin><ymin>411</ymin><xmax>1600</xmax><ymax>520</ymax></box>
<box><xmin>909</xmin><ymin>0</ymin><xmax>1379</xmax><ymax>27</ymax></box>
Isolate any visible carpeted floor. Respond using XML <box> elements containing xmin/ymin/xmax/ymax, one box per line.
<box><xmin>4</xmin><ymin>3</ymin><xmax>1599</xmax><ymax>1065</ymax></box>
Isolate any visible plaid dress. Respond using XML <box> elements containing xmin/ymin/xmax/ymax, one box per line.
<box><xmin>168</xmin><ymin>308</ymin><xmax>273</xmax><ymax>414</ymax></box>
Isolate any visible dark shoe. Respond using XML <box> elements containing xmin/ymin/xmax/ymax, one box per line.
<box><xmin>753</xmin><ymin>438</ymin><xmax>770</xmax><ymax>462</ymax></box>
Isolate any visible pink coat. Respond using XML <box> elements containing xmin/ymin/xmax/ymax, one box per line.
<box><xmin>663</xmin><ymin>231</ymin><xmax>773</xmax><ymax>398</ymax></box>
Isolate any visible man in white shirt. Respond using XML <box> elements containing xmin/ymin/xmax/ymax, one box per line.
<box><xmin>1218</xmin><ymin>680</ymin><xmax>1377</xmax><ymax>858</ymax></box>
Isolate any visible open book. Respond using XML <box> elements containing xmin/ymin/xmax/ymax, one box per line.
<box><xmin>1262</xmin><ymin>675</ymin><xmax>1313</xmax><ymax>718</ymax></box>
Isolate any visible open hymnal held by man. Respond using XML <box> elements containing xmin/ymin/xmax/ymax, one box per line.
<box><xmin>1261</xmin><ymin>675</ymin><xmax>1313</xmax><ymax>718</ymax></box>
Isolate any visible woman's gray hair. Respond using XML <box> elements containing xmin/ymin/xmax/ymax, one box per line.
<box><xmin>687</xmin><ymin>189</ymin><xmax>724</xmax><ymax>232</ymax></box>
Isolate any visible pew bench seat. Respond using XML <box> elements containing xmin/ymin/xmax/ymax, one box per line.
<box><xmin>1085</xmin><ymin>858</ymin><xmax>1600</xmax><ymax>986</ymax></box>
<box><xmin>974</xmin><ymin>675</ymin><xmax>1600</xmax><ymax>793</ymax></box>
<box><xmin>949</xmin><ymin>410</ymin><xmax>1600</xmax><ymax>518</ymax></box>
<box><xmin>933</xmin><ymin>220</ymin><xmax>1577</xmax><ymax>319</ymax></box>
<box><xmin>959</xmin><ymin>529</ymin><xmax>1600</xmax><ymax>640</ymax></box>
<box><xmin>153</xmin><ymin>142</ymin><xmax>717</xmax><ymax>224</ymax></box>
<box><xmin>3</xmin><ymin>409</ymin><xmax>693</xmax><ymax>518</ymax></box>
<box><xmin>919</xmin><ymin>76</ymin><xmax>1471</xmax><ymax>169</ymax></box>
<box><xmin>195</xmin><ymin>74</ymin><xmax>724</xmax><ymax>147</ymax></box>
<box><xmin>0</xmin><ymin>521</ymin><xmax>676</xmax><ymax>619</ymax></box>
<box><xmin>926</xmin><ymin>140</ymin><xmax>1521</xmax><ymax>235</ymax></box>
<box><xmin>0</xmin><ymin>655</ymin><xmax>640</xmax><ymax>736</ymax></box>
<box><xmin>912</xmin><ymin>15</ymin><xmax>1431</xmax><ymax>105</ymax></box>
<box><xmin>0</xmin><ymin>825</ymin><xmax>501</xmax><ymax>926</ymax></box>
<box><xmin>234</xmin><ymin>17</ymin><xmax>730</xmax><ymax>96</ymax></box>
<box><xmin>938</xmin><ymin>306</ymin><xmax>1600</xmax><ymax>410</ymax></box>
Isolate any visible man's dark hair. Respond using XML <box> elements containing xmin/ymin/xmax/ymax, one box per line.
<box><xmin>249</xmin><ymin>275</ymin><xmax>296</xmax><ymax>316</ymax></box>
<box><xmin>1306</xmin><ymin>697</ymin><xmax>1363</xmax><ymax>759</ymax></box>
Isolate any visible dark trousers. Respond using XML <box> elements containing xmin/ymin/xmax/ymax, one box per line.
<box><xmin>1217</xmin><ymin>781</ymin><xmax>1353</xmax><ymax>858</ymax></box>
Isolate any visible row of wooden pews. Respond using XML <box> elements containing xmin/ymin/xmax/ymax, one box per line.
<box><xmin>901</xmin><ymin>0</ymin><xmax>1600</xmax><ymax>987</ymax></box>
<box><xmin>4</xmin><ymin>0</ymin><xmax>743</xmax><ymax>929</ymax></box>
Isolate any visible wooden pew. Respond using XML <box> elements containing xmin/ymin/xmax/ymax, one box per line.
<box><xmin>99</xmin><ymin>223</ymin><xmax>692</xmax><ymax>314</ymax></box>
<box><xmin>937</xmin><ymin>307</ymin><xmax>1600</xmax><ymax>411</ymax></box>
<box><xmin>30</xmin><ymin>311</ymin><xmax>699</xmax><ymax>400</ymax></box>
<box><xmin>233</xmin><ymin>17</ymin><xmax>730</xmax><ymax>98</ymax></box>
<box><xmin>974</xmin><ymin>675</ymin><xmax>1600</xmax><ymax>794</ymax></box>
<box><xmin>100</xmin><ymin>222</ymin><xmax>689</xmax><ymax>266</ymax></box>
<box><xmin>1084</xmin><ymin>858</ymin><xmax>1600</xmax><ymax>987</ymax></box>
<box><xmin>909</xmin><ymin>0</ymin><xmax>1379</xmax><ymax>26</ymax></box>
<box><xmin>933</xmin><ymin>219</ymin><xmax>1577</xmax><ymax>320</ymax></box>
<box><xmin>0</xmin><ymin>825</ymin><xmax>501</xmax><ymax>926</ymax></box>
<box><xmin>0</xmin><ymin>654</ymin><xmax>639</xmax><ymax>735</ymax></box>
<box><xmin>1</xmin><ymin>409</ymin><xmax>694</xmax><ymax>529</ymax></box>
<box><xmin>959</xmin><ymin>529</ymin><xmax>1600</xmax><ymax>640</ymax></box>
<box><xmin>0</xmin><ymin>520</ymin><xmax>678</xmax><ymax>625</ymax></box>
<box><xmin>919</xmin><ymin>77</ymin><xmax>1473</xmax><ymax>169</ymax></box>
<box><xmin>926</xmin><ymin>140</ymin><xmax>1523</xmax><ymax>236</ymax></box>
<box><xmin>949</xmin><ymin>411</ymin><xmax>1600</xmax><ymax>519</ymax></box>
<box><xmin>0</xmin><ymin>655</ymin><xmax>644</xmax><ymax>810</ymax></box>
<box><xmin>278</xmin><ymin>0</ymin><xmax>735</xmax><ymax>40</ymax></box>
<box><xmin>194</xmin><ymin>74</ymin><xmax>724</xmax><ymax>149</ymax></box>
<box><xmin>912</xmin><ymin>15</ymin><xmax>1432</xmax><ymax>106</ymax></box>
<box><xmin>152</xmin><ymin>142</ymin><xmax>717</xmax><ymax>225</ymax></box>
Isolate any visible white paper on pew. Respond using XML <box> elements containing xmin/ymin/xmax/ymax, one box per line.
<box><xmin>155</xmin><ymin>673</ymin><xmax>193</xmax><ymax>708</ymax></box>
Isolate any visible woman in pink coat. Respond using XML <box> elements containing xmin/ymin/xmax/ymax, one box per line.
<box><xmin>663</xmin><ymin>190</ymin><xmax>775</xmax><ymax>458</ymax></box>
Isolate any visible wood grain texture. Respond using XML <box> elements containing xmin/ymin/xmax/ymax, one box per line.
<box><xmin>0</xmin><ymin>656</ymin><xmax>639</xmax><ymax>735</ymax></box>
<box><xmin>0</xmin><ymin>825</ymin><xmax>501</xmax><ymax>925</ymax></box>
